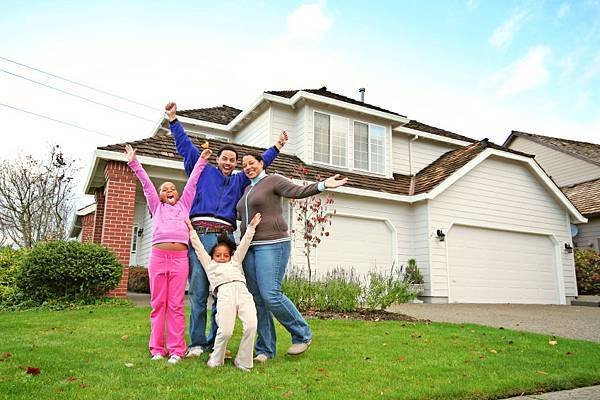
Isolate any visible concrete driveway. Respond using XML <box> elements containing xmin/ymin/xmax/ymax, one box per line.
<box><xmin>389</xmin><ymin>303</ymin><xmax>600</xmax><ymax>342</ymax></box>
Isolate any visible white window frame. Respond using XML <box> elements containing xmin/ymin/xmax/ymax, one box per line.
<box><xmin>352</xmin><ymin>119</ymin><xmax>386</xmax><ymax>175</ymax></box>
<box><xmin>312</xmin><ymin>110</ymin><xmax>350</xmax><ymax>168</ymax></box>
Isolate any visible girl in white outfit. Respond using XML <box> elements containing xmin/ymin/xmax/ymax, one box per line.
<box><xmin>186</xmin><ymin>213</ymin><xmax>261</xmax><ymax>371</ymax></box>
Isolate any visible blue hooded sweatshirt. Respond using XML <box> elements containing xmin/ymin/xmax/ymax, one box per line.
<box><xmin>170</xmin><ymin>120</ymin><xmax>278</xmax><ymax>229</ymax></box>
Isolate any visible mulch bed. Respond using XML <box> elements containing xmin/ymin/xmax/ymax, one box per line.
<box><xmin>303</xmin><ymin>309</ymin><xmax>428</xmax><ymax>322</ymax></box>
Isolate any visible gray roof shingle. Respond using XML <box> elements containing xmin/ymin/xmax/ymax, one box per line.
<box><xmin>509</xmin><ymin>131</ymin><xmax>600</xmax><ymax>166</ymax></box>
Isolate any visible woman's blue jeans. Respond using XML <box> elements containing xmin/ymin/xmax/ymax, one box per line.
<box><xmin>243</xmin><ymin>240</ymin><xmax>312</xmax><ymax>358</ymax></box>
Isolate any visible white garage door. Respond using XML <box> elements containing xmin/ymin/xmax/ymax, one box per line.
<box><xmin>447</xmin><ymin>225</ymin><xmax>559</xmax><ymax>304</ymax></box>
<box><xmin>316</xmin><ymin>216</ymin><xmax>394</xmax><ymax>279</ymax></box>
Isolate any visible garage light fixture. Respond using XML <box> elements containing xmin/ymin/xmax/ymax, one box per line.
<box><xmin>436</xmin><ymin>229</ymin><xmax>446</xmax><ymax>241</ymax></box>
<box><xmin>564</xmin><ymin>243</ymin><xmax>573</xmax><ymax>253</ymax></box>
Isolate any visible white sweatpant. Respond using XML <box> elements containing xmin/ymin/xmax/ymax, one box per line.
<box><xmin>208</xmin><ymin>281</ymin><xmax>257</xmax><ymax>369</ymax></box>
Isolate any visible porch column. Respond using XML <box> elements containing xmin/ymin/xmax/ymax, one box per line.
<box><xmin>102</xmin><ymin>161</ymin><xmax>136</xmax><ymax>298</ymax></box>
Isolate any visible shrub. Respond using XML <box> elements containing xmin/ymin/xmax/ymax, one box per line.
<box><xmin>283</xmin><ymin>267</ymin><xmax>362</xmax><ymax>312</ymax></box>
<box><xmin>0</xmin><ymin>246</ymin><xmax>27</xmax><ymax>305</ymax></box>
<box><xmin>574</xmin><ymin>249</ymin><xmax>600</xmax><ymax>295</ymax></box>
<box><xmin>403</xmin><ymin>258</ymin><xmax>424</xmax><ymax>284</ymax></box>
<box><xmin>363</xmin><ymin>266</ymin><xmax>416</xmax><ymax>311</ymax></box>
<box><xmin>128</xmin><ymin>266</ymin><xmax>150</xmax><ymax>293</ymax></box>
<box><xmin>17</xmin><ymin>240</ymin><xmax>123</xmax><ymax>304</ymax></box>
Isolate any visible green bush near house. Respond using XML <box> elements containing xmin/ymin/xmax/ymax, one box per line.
<box><xmin>364</xmin><ymin>268</ymin><xmax>415</xmax><ymax>311</ymax></box>
<box><xmin>0</xmin><ymin>246</ymin><xmax>27</xmax><ymax>305</ymax></box>
<box><xmin>574</xmin><ymin>248</ymin><xmax>600</xmax><ymax>295</ymax></box>
<box><xmin>403</xmin><ymin>258</ymin><xmax>424</xmax><ymax>284</ymax></box>
<box><xmin>17</xmin><ymin>240</ymin><xmax>123</xmax><ymax>305</ymax></box>
<box><xmin>127</xmin><ymin>266</ymin><xmax>150</xmax><ymax>293</ymax></box>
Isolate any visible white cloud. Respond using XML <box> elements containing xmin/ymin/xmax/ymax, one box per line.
<box><xmin>581</xmin><ymin>50</ymin><xmax>600</xmax><ymax>82</ymax></box>
<box><xmin>282</xmin><ymin>2</ymin><xmax>332</xmax><ymax>42</ymax></box>
<box><xmin>489</xmin><ymin>9</ymin><xmax>530</xmax><ymax>48</ymax></box>
<box><xmin>496</xmin><ymin>46</ymin><xmax>551</xmax><ymax>96</ymax></box>
<box><xmin>557</xmin><ymin>2</ymin><xmax>571</xmax><ymax>18</ymax></box>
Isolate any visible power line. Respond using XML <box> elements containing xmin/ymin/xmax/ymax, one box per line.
<box><xmin>0</xmin><ymin>67</ymin><xmax>158</xmax><ymax>123</ymax></box>
<box><xmin>0</xmin><ymin>55</ymin><xmax>163</xmax><ymax>113</ymax></box>
<box><xmin>0</xmin><ymin>102</ymin><xmax>123</xmax><ymax>140</ymax></box>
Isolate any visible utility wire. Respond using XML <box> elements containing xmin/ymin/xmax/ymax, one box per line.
<box><xmin>0</xmin><ymin>103</ymin><xmax>123</xmax><ymax>140</ymax></box>
<box><xmin>0</xmin><ymin>67</ymin><xmax>158</xmax><ymax>123</ymax></box>
<box><xmin>0</xmin><ymin>55</ymin><xmax>163</xmax><ymax>113</ymax></box>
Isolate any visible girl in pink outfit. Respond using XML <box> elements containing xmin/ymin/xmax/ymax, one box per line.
<box><xmin>125</xmin><ymin>144</ymin><xmax>211</xmax><ymax>365</ymax></box>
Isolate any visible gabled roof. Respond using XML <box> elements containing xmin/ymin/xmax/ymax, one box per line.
<box><xmin>178</xmin><ymin>105</ymin><xmax>242</xmax><ymax>125</ymax></box>
<box><xmin>96</xmin><ymin>137</ymin><xmax>527</xmax><ymax>198</ymax></box>
<box><xmin>265</xmin><ymin>86</ymin><xmax>407</xmax><ymax>118</ymax></box>
<box><xmin>561</xmin><ymin>177</ymin><xmax>600</xmax><ymax>217</ymax></box>
<box><xmin>402</xmin><ymin>120</ymin><xmax>477</xmax><ymax>144</ymax></box>
<box><xmin>504</xmin><ymin>130</ymin><xmax>600</xmax><ymax>167</ymax></box>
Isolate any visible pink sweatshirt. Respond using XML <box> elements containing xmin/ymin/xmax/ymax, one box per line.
<box><xmin>128</xmin><ymin>157</ymin><xmax>207</xmax><ymax>246</ymax></box>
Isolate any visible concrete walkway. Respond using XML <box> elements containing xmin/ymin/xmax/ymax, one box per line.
<box><xmin>389</xmin><ymin>303</ymin><xmax>600</xmax><ymax>342</ymax></box>
<box><xmin>501</xmin><ymin>385</ymin><xmax>600</xmax><ymax>399</ymax></box>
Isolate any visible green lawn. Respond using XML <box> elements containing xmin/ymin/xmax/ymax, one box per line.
<box><xmin>1</xmin><ymin>304</ymin><xmax>599</xmax><ymax>400</ymax></box>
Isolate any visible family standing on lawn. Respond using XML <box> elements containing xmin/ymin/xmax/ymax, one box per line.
<box><xmin>125</xmin><ymin>102</ymin><xmax>348</xmax><ymax>371</ymax></box>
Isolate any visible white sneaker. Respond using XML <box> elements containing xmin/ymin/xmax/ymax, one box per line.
<box><xmin>151</xmin><ymin>354</ymin><xmax>164</xmax><ymax>361</ymax></box>
<box><xmin>167</xmin><ymin>355</ymin><xmax>182</xmax><ymax>365</ymax></box>
<box><xmin>287</xmin><ymin>340</ymin><xmax>312</xmax><ymax>356</ymax></box>
<box><xmin>185</xmin><ymin>346</ymin><xmax>204</xmax><ymax>358</ymax></box>
<box><xmin>234</xmin><ymin>360</ymin><xmax>251</xmax><ymax>372</ymax></box>
<box><xmin>254</xmin><ymin>354</ymin><xmax>269</xmax><ymax>363</ymax></box>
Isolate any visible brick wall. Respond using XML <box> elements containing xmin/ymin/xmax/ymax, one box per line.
<box><xmin>102</xmin><ymin>161</ymin><xmax>136</xmax><ymax>298</ymax></box>
<box><xmin>93</xmin><ymin>187</ymin><xmax>105</xmax><ymax>244</ymax></box>
<box><xmin>81</xmin><ymin>213</ymin><xmax>95</xmax><ymax>242</ymax></box>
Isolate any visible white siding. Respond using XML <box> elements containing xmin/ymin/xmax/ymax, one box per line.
<box><xmin>574</xmin><ymin>216</ymin><xmax>600</xmax><ymax>251</ymax></box>
<box><xmin>234</xmin><ymin>108</ymin><xmax>269</xmax><ymax>148</ymax></box>
<box><xmin>392</xmin><ymin>133</ymin><xmax>410</xmax><ymax>175</ymax></box>
<box><xmin>509</xmin><ymin>137</ymin><xmax>600</xmax><ymax>186</ymax></box>
<box><xmin>410</xmin><ymin>201</ymin><xmax>431</xmax><ymax>296</ymax></box>
<box><xmin>411</xmin><ymin>138</ymin><xmax>459</xmax><ymax>174</ymax></box>
<box><xmin>270</xmin><ymin>104</ymin><xmax>302</xmax><ymax>157</ymax></box>
<box><xmin>429</xmin><ymin>156</ymin><xmax>576</xmax><ymax>299</ymax></box>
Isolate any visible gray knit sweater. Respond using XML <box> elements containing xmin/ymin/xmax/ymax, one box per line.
<box><xmin>236</xmin><ymin>173</ymin><xmax>321</xmax><ymax>243</ymax></box>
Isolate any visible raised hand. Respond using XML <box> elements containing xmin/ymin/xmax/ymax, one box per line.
<box><xmin>276</xmin><ymin>130</ymin><xmax>288</xmax><ymax>149</ymax></box>
<box><xmin>200</xmin><ymin>148</ymin><xmax>212</xmax><ymax>160</ymax></box>
<box><xmin>124</xmin><ymin>144</ymin><xmax>137</xmax><ymax>163</ymax></box>
<box><xmin>323</xmin><ymin>174</ymin><xmax>348</xmax><ymax>189</ymax></box>
<box><xmin>165</xmin><ymin>102</ymin><xmax>177</xmax><ymax>122</ymax></box>
<box><xmin>249</xmin><ymin>212</ymin><xmax>262</xmax><ymax>227</ymax></box>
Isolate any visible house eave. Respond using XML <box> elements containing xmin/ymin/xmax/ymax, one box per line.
<box><xmin>394</xmin><ymin>126</ymin><xmax>472</xmax><ymax>147</ymax></box>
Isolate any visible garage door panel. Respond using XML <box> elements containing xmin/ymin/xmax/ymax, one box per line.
<box><xmin>448</xmin><ymin>225</ymin><xmax>559</xmax><ymax>304</ymax></box>
<box><xmin>316</xmin><ymin>216</ymin><xmax>393</xmax><ymax>278</ymax></box>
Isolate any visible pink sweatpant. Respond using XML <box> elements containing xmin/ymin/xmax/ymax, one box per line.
<box><xmin>148</xmin><ymin>247</ymin><xmax>188</xmax><ymax>357</ymax></box>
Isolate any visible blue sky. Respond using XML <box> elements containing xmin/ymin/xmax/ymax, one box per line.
<box><xmin>1</xmin><ymin>0</ymin><xmax>599</xmax><ymax>204</ymax></box>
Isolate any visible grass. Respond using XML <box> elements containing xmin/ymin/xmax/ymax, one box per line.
<box><xmin>1</xmin><ymin>303</ymin><xmax>599</xmax><ymax>400</ymax></box>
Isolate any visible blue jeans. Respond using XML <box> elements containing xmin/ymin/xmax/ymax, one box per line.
<box><xmin>188</xmin><ymin>231</ymin><xmax>234</xmax><ymax>350</ymax></box>
<box><xmin>243</xmin><ymin>241</ymin><xmax>312</xmax><ymax>358</ymax></box>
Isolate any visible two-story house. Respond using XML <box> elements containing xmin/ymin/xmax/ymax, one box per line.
<box><xmin>505</xmin><ymin>131</ymin><xmax>600</xmax><ymax>252</ymax></box>
<box><xmin>71</xmin><ymin>87</ymin><xmax>585</xmax><ymax>304</ymax></box>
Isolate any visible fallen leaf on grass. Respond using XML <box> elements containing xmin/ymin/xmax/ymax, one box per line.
<box><xmin>398</xmin><ymin>356</ymin><xmax>406</xmax><ymax>362</ymax></box>
<box><xmin>0</xmin><ymin>352</ymin><xmax>11</xmax><ymax>361</ymax></box>
<box><xmin>566</xmin><ymin>352</ymin><xmax>574</xmax><ymax>356</ymax></box>
<box><xmin>548</xmin><ymin>340</ymin><xmax>558</xmax><ymax>346</ymax></box>
<box><xmin>282</xmin><ymin>391</ymin><xmax>292</xmax><ymax>397</ymax></box>
<box><xmin>535</xmin><ymin>370</ymin><xmax>548</xmax><ymax>375</ymax></box>
<box><xmin>121</xmin><ymin>335</ymin><xmax>129</xmax><ymax>341</ymax></box>
<box><xmin>124</xmin><ymin>363</ymin><xmax>134</xmax><ymax>368</ymax></box>
<box><xmin>489</xmin><ymin>349</ymin><xmax>497</xmax><ymax>354</ymax></box>
<box><xmin>26</xmin><ymin>366</ymin><xmax>41</xmax><ymax>375</ymax></box>
<box><xmin>65</xmin><ymin>377</ymin><xmax>78</xmax><ymax>382</ymax></box>
<box><xmin>79</xmin><ymin>384</ymin><xmax>88</xmax><ymax>388</ymax></box>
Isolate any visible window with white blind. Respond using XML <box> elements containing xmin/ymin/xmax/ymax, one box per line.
<box><xmin>353</xmin><ymin>122</ymin><xmax>385</xmax><ymax>173</ymax></box>
<box><xmin>313</xmin><ymin>111</ymin><xmax>348</xmax><ymax>167</ymax></box>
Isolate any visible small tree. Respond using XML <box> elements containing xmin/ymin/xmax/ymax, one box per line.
<box><xmin>0</xmin><ymin>145</ymin><xmax>78</xmax><ymax>247</ymax></box>
<box><xmin>289</xmin><ymin>165</ymin><xmax>336</xmax><ymax>282</ymax></box>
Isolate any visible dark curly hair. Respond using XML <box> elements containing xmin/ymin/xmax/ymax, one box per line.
<box><xmin>209</xmin><ymin>233</ymin><xmax>237</xmax><ymax>258</ymax></box>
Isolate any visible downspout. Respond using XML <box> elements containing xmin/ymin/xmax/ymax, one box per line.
<box><xmin>408</xmin><ymin>134</ymin><xmax>418</xmax><ymax>197</ymax></box>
